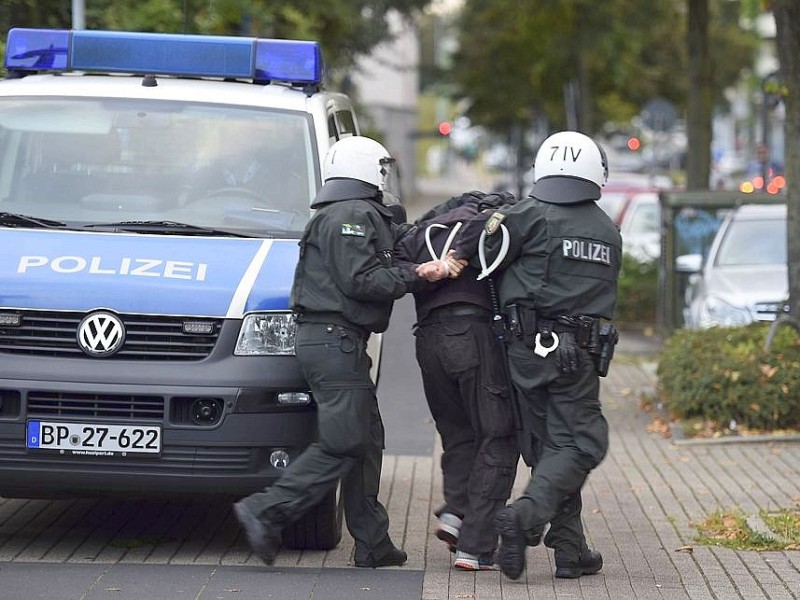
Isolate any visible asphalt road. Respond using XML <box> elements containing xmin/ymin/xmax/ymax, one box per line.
<box><xmin>376</xmin><ymin>294</ymin><xmax>436</xmax><ymax>457</ymax></box>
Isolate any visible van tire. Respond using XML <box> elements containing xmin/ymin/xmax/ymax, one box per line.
<box><xmin>282</xmin><ymin>486</ymin><xmax>343</xmax><ymax>550</ymax></box>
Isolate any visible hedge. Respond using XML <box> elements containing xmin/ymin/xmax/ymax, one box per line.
<box><xmin>656</xmin><ymin>323</ymin><xmax>800</xmax><ymax>431</ymax></box>
<box><xmin>615</xmin><ymin>254</ymin><xmax>658</xmax><ymax>326</ymax></box>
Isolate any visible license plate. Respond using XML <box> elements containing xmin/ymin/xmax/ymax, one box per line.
<box><xmin>26</xmin><ymin>421</ymin><xmax>161</xmax><ymax>456</ymax></box>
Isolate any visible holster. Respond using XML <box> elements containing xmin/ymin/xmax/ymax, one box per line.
<box><xmin>589</xmin><ymin>323</ymin><xmax>619</xmax><ymax>377</ymax></box>
<box><xmin>505</xmin><ymin>304</ymin><xmax>538</xmax><ymax>349</ymax></box>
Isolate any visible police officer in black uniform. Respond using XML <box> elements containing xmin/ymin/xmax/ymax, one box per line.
<box><xmin>452</xmin><ymin>131</ymin><xmax>622</xmax><ymax>580</ymax></box>
<box><xmin>395</xmin><ymin>191</ymin><xmax>519</xmax><ymax>571</ymax></box>
<box><xmin>233</xmin><ymin>136</ymin><xmax>449</xmax><ymax>568</ymax></box>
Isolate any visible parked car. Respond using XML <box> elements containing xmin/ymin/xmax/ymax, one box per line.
<box><xmin>681</xmin><ymin>203</ymin><xmax>788</xmax><ymax>329</ymax></box>
<box><xmin>598</xmin><ymin>190</ymin><xmax>634</xmax><ymax>225</ymax></box>
<box><xmin>618</xmin><ymin>191</ymin><xmax>661</xmax><ymax>262</ymax></box>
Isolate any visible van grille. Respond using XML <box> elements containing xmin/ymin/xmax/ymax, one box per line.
<box><xmin>0</xmin><ymin>311</ymin><xmax>221</xmax><ymax>360</ymax></box>
<box><xmin>27</xmin><ymin>391</ymin><xmax>165</xmax><ymax>419</ymax></box>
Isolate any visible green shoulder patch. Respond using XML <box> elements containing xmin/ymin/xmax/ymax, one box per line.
<box><xmin>485</xmin><ymin>212</ymin><xmax>506</xmax><ymax>236</ymax></box>
<box><xmin>341</xmin><ymin>223</ymin><xmax>366</xmax><ymax>237</ymax></box>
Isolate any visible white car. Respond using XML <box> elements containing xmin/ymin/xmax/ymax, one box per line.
<box><xmin>681</xmin><ymin>203</ymin><xmax>788</xmax><ymax>329</ymax></box>
<box><xmin>618</xmin><ymin>191</ymin><xmax>661</xmax><ymax>262</ymax></box>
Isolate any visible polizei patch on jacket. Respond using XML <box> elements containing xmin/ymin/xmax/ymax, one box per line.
<box><xmin>485</xmin><ymin>212</ymin><xmax>506</xmax><ymax>235</ymax></box>
<box><xmin>341</xmin><ymin>223</ymin><xmax>366</xmax><ymax>237</ymax></box>
<box><xmin>562</xmin><ymin>238</ymin><xmax>612</xmax><ymax>265</ymax></box>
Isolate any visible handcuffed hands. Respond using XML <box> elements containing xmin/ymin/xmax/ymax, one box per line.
<box><xmin>416</xmin><ymin>259</ymin><xmax>450</xmax><ymax>281</ymax></box>
<box><xmin>444</xmin><ymin>249</ymin><xmax>468</xmax><ymax>279</ymax></box>
<box><xmin>416</xmin><ymin>251</ymin><xmax>468</xmax><ymax>282</ymax></box>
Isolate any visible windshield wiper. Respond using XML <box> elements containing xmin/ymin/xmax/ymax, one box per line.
<box><xmin>0</xmin><ymin>212</ymin><xmax>66</xmax><ymax>228</ymax></box>
<box><xmin>82</xmin><ymin>220</ymin><xmax>257</xmax><ymax>237</ymax></box>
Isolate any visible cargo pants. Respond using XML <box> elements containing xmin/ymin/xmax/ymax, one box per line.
<box><xmin>506</xmin><ymin>333</ymin><xmax>609</xmax><ymax>563</ymax></box>
<box><xmin>241</xmin><ymin>321</ymin><xmax>393</xmax><ymax>563</ymax></box>
<box><xmin>414</xmin><ymin>309</ymin><xmax>518</xmax><ymax>556</ymax></box>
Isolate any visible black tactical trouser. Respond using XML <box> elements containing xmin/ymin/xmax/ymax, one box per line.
<box><xmin>241</xmin><ymin>321</ymin><xmax>393</xmax><ymax>563</ymax></box>
<box><xmin>506</xmin><ymin>334</ymin><xmax>609</xmax><ymax>563</ymax></box>
<box><xmin>414</xmin><ymin>312</ymin><xmax>518</xmax><ymax>556</ymax></box>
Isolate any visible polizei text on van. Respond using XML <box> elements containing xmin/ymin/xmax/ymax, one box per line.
<box><xmin>17</xmin><ymin>256</ymin><xmax>209</xmax><ymax>281</ymax></box>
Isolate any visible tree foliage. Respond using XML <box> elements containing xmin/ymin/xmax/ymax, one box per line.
<box><xmin>452</xmin><ymin>0</ymin><xmax>757</xmax><ymax>138</ymax></box>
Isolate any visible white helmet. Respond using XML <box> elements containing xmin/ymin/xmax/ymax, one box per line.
<box><xmin>531</xmin><ymin>131</ymin><xmax>608</xmax><ymax>204</ymax></box>
<box><xmin>323</xmin><ymin>136</ymin><xmax>395</xmax><ymax>190</ymax></box>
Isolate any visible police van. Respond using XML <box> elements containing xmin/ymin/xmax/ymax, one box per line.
<box><xmin>0</xmin><ymin>28</ymin><xmax>381</xmax><ymax>549</ymax></box>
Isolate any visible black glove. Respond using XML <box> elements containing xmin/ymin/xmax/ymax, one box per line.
<box><xmin>555</xmin><ymin>332</ymin><xmax>581</xmax><ymax>375</ymax></box>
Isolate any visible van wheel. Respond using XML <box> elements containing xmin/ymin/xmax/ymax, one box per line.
<box><xmin>282</xmin><ymin>485</ymin><xmax>343</xmax><ymax>550</ymax></box>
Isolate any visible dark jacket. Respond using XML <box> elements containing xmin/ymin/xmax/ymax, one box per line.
<box><xmin>290</xmin><ymin>179</ymin><xmax>421</xmax><ymax>333</ymax></box>
<box><xmin>395</xmin><ymin>201</ymin><xmax>492</xmax><ymax>322</ymax></box>
<box><xmin>456</xmin><ymin>195</ymin><xmax>622</xmax><ymax>319</ymax></box>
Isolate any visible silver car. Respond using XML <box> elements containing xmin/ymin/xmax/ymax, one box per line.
<box><xmin>681</xmin><ymin>203</ymin><xmax>788</xmax><ymax>329</ymax></box>
<box><xmin>618</xmin><ymin>191</ymin><xmax>661</xmax><ymax>262</ymax></box>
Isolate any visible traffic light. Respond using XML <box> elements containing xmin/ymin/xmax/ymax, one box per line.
<box><xmin>627</xmin><ymin>136</ymin><xmax>641</xmax><ymax>151</ymax></box>
<box><xmin>437</xmin><ymin>120</ymin><xmax>453</xmax><ymax>137</ymax></box>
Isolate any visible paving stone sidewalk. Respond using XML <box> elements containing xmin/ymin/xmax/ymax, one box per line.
<box><xmin>0</xmin><ymin>325</ymin><xmax>797</xmax><ymax>600</ymax></box>
<box><xmin>421</xmin><ymin>332</ymin><xmax>800</xmax><ymax>600</ymax></box>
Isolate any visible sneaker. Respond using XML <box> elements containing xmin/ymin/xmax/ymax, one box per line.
<box><xmin>233</xmin><ymin>500</ymin><xmax>282</xmax><ymax>565</ymax></box>
<box><xmin>555</xmin><ymin>549</ymin><xmax>603</xmax><ymax>579</ymax></box>
<box><xmin>435</xmin><ymin>512</ymin><xmax>462</xmax><ymax>552</ymax></box>
<box><xmin>494</xmin><ymin>505</ymin><xmax>527</xmax><ymax>580</ymax></box>
<box><xmin>453</xmin><ymin>550</ymin><xmax>499</xmax><ymax>571</ymax></box>
<box><xmin>355</xmin><ymin>545</ymin><xmax>408</xmax><ymax>568</ymax></box>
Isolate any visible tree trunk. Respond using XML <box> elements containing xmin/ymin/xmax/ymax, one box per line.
<box><xmin>686</xmin><ymin>0</ymin><xmax>713</xmax><ymax>190</ymax></box>
<box><xmin>773</xmin><ymin>2</ymin><xmax>800</xmax><ymax>318</ymax></box>
<box><xmin>578</xmin><ymin>52</ymin><xmax>592</xmax><ymax>134</ymax></box>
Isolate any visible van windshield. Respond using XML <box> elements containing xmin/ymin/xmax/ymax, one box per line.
<box><xmin>0</xmin><ymin>98</ymin><xmax>318</xmax><ymax>235</ymax></box>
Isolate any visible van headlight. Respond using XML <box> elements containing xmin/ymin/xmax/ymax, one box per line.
<box><xmin>235</xmin><ymin>313</ymin><xmax>296</xmax><ymax>355</ymax></box>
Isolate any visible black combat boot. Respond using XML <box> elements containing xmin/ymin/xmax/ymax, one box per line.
<box><xmin>233</xmin><ymin>500</ymin><xmax>283</xmax><ymax>565</ymax></box>
<box><xmin>555</xmin><ymin>549</ymin><xmax>603</xmax><ymax>579</ymax></box>
<box><xmin>494</xmin><ymin>505</ymin><xmax>528</xmax><ymax>580</ymax></box>
<box><xmin>355</xmin><ymin>545</ymin><xmax>408</xmax><ymax>568</ymax></box>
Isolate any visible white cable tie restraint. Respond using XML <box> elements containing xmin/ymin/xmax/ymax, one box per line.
<box><xmin>476</xmin><ymin>223</ymin><xmax>509</xmax><ymax>281</ymax></box>
<box><xmin>425</xmin><ymin>224</ymin><xmax>447</xmax><ymax>261</ymax></box>
<box><xmin>425</xmin><ymin>222</ymin><xmax>462</xmax><ymax>261</ymax></box>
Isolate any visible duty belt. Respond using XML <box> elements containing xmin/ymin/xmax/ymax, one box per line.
<box><xmin>294</xmin><ymin>312</ymin><xmax>369</xmax><ymax>339</ymax></box>
<box><xmin>502</xmin><ymin>305</ymin><xmax>618</xmax><ymax>376</ymax></box>
<box><xmin>503</xmin><ymin>305</ymin><xmax>599</xmax><ymax>348</ymax></box>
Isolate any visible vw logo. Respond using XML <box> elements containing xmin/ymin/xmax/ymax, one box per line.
<box><xmin>77</xmin><ymin>312</ymin><xmax>126</xmax><ymax>357</ymax></box>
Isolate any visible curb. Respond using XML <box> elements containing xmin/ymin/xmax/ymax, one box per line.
<box><xmin>671</xmin><ymin>432</ymin><xmax>800</xmax><ymax>446</ymax></box>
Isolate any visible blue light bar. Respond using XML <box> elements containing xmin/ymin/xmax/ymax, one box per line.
<box><xmin>4</xmin><ymin>28</ymin><xmax>323</xmax><ymax>84</ymax></box>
